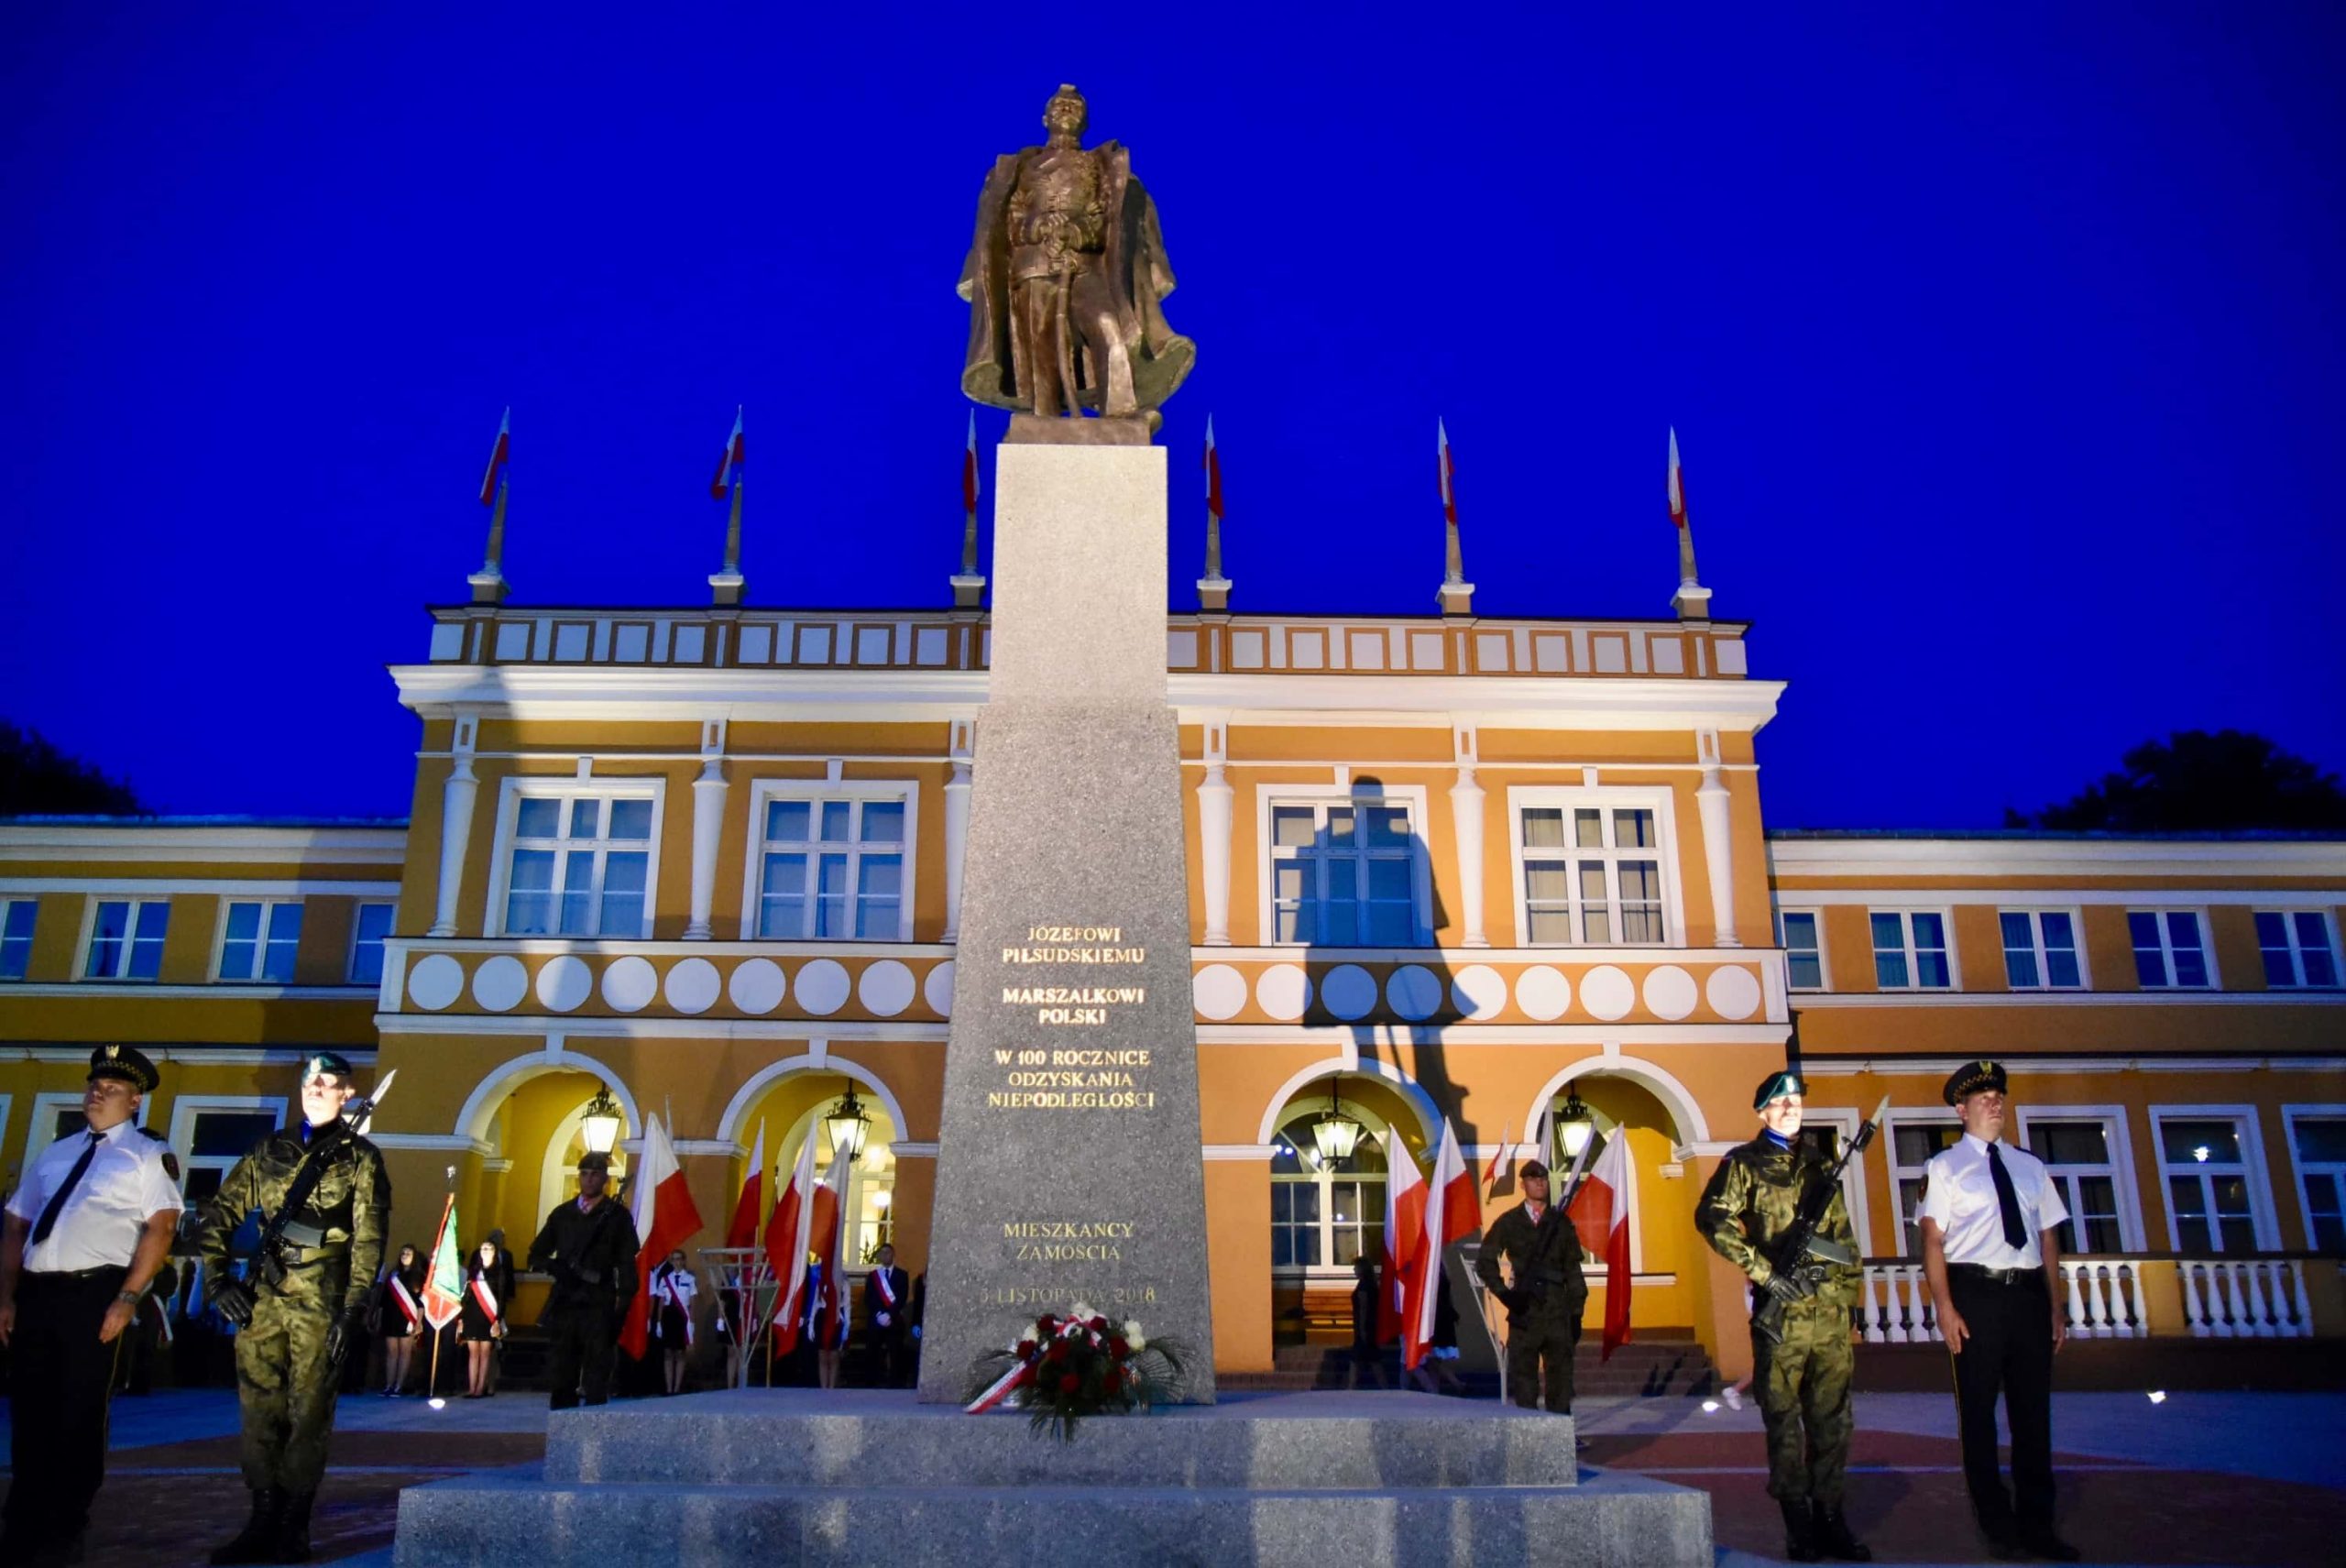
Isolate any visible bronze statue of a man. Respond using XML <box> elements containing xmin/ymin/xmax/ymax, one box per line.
<box><xmin>959</xmin><ymin>85</ymin><xmax>1194</xmax><ymax>425</ymax></box>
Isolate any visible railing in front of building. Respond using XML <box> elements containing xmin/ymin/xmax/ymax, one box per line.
<box><xmin>1858</xmin><ymin>1255</ymin><xmax>2328</xmax><ymax>1343</ymax></box>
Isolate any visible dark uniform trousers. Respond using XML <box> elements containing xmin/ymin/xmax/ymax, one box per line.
<box><xmin>1947</xmin><ymin>1266</ymin><xmax>2056</xmax><ymax>1533</ymax></box>
<box><xmin>1752</xmin><ymin>1299</ymin><xmax>1856</xmax><ymax>1505</ymax></box>
<box><xmin>1506</xmin><ymin>1293</ymin><xmax>1584</xmax><ymax>1413</ymax></box>
<box><xmin>3</xmin><ymin>1266</ymin><xmax>127</xmax><ymax>1543</ymax></box>
<box><xmin>545</xmin><ymin>1299</ymin><xmax>619</xmax><ymax>1410</ymax></box>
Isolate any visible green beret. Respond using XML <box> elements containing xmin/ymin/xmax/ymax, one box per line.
<box><xmin>1753</xmin><ymin>1069</ymin><xmax>1805</xmax><ymax>1111</ymax></box>
<box><xmin>1944</xmin><ymin>1059</ymin><xmax>2007</xmax><ymax>1105</ymax></box>
<box><xmin>300</xmin><ymin>1051</ymin><xmax>355</xmax><ymax>1082</ymax></box>
<box><xmin>576</xmin><ymin>1150</ymin><xmax>613</xmax><ymax>1173</ymax></box>
<box><xmin>87</xmin><ymin>1044</ymin><xmax>159</xmax><ymax>1094</ymax></box>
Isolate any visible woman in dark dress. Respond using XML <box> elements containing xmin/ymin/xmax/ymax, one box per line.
<box><xmin>458</xmin><ymin>1240</ymin><xmax>505</xmax><ymax>1398</ymax></box>
<box><xmin>649</xmin><ymin>1250</ymin><xmax>696</xmax><ymax>1394</ymax></box>
<box><xmin>376</xmin><ymin>1243</ymin><xmax>426</xmax><ymax>1396</ymax></box>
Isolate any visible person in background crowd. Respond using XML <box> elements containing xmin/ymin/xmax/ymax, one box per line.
<box><xmin>807</xmin><ymin>1258</ymin><xmax>845</xmax><ymax>1390</ymax></box>
<box><xmin>714</xmin><ymin>1277</ymin><xmax>747</xmax><ymax>1388</ymax></box>
<box><xmin>650</xmin><ymin>1249</ymin><xmax>696</xmax><ymax>1395</ymax></box>
<box><xmin>1414</xmin><ymin>1261</ymin><xmax>1464</xmax><ymax>1395</ymax></box>
<box><xmin>905</xmin><ymin>1272</ymin><xmax>926</xmax><ymax>1382</ymax></box>
<box><xmin>375</xmin><ymin>1243</ymin><xmax>425</xmax><ymax>1397</ymax></box>
<box><xmin>864</xmin><ymin>1244</ymin><xmax>910</xmax><ymax>1387</ymax></box>
<box><xmin>480</xmin><ymin>1229</ymin><xmax>517</xmax><ymax>1395</ymax></box>
<box><xmin>0</xmin><ymin>1046</ymin><xmax>182</xmax><ymax>1567</ymax></box>
<box><xmin>458</xmin><ymin>1240</ymin><xmax>505</xmax><ymax>1399</ymax></box>
<box><xmin>1346</xmin><ymin>1255</ymin><xmax>1384</xmax><ymax>1390</ymax></box>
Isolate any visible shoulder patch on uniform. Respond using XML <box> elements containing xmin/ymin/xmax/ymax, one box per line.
<box><xmin>162</xmin><ymin>1151</ymin><xmax>181</xmax><ymax>1181</ymax></box>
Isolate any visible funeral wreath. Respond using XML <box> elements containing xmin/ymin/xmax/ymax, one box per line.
<box><xmin>963</xmin><ymin>1303</ymin><xmax>1190</xmax><ymax>1442</ymax></box>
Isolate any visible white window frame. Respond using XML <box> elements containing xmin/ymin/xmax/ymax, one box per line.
<box><xmin>1269</xmin><ymin>1104</ymin><xmax>1396</xmax><ymax>1286</ymax></box>
<box><xmin>2280</xmin><ymin>1103</ymin><xmax>2346</xmax><ymax>1253</ymax></box>
<box><xmin>2012</xmin><ymin>1104</ymin><xmax>2144</xmax><ymax>1254</ymax></box>
<box><xmin>2127</xmin><ymin>908</ymin><xmax>2219</xmax><ymax>990</ymax></box>
<box><xmin>736</xmin><ymin>778</ymin><xmax>921</xmax><ymax>943</ymax></box>
<box><xmin>2148</xmin><ymin>1103</ymin><xmax>2281</xmax><ymax>1254</ymax></box>
<box><xmin>1776</xmin><ymin>907</ymin><xmax>1828</xmax><ymax>991</ymax></box>
<box><xmin>1258</xmin><ymin>782</ymin><xmax>1434</xmax><ymax>949</ymax></box>
<box><xmin>1795</xmin><ymin>1107</ymin><xmax>1873</xmax><ymax>1257</ymax></box>
<box><xmin>79</xmin><ymin>896</ymin><xmax>171</xmax><ymax>981</ymax></box>
<box><xmin>484</xmin><ymin>777</ymin><xmax>668</xmax><ymax>940</ymax></box>
<box><xmin>212</xmin><ymin>896</ymin><xmax>307</xmax><ymax>983</ymax></box>
<box><xmin>1883</xmin><ymin>1107</ymin><xmax>1962</xmax><ymax>1258</ymax></box>
<box><xmin>1997</xmin><ymin>906</ymin><xmax>2088</xmax><ymax>991</ymax></box>
<box><xmin>26</xmin><ymin>1089</ymin><xmax>152</xmax><ymax>1163</ymax></box>
<box><xmin>0</xmin><ymin>897</ymin><xmax>37</xmax><ymax>981</ymax></box>
<box><xmin>168</xmin><ymin>1094</ymin><xmax>288</xmax><ymax>1202</ymax></box>
<box><xmin>1505</xmin><ymin>784</ymin><xmax>1685</xmax><ymax>950</ymax></box>
<box><xmin>1868</xmin><ymin>907</ymin><xmax>1958</xmax><ymax>992</ymax></box>
<box><xmin>347</xmin><ymin>901</ymin><xmax>397</xmax><ymax>985</ymax></box>
<box><xmin>2254</xmin><ymin>909</ymin><xmax>2342</xmax><ymax>990</ymax></box>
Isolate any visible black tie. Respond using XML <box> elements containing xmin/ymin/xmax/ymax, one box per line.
<box><xmin>31</xmin><ymin>1131</ymin><xmax>103</xmax><ymax>1245</ymax></box>
<box><xmin>1987</xmin><ymin>1142</ymin><xmax>2028</xmax><ymax>1251</ymax></box>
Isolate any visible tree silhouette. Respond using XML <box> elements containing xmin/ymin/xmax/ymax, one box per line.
<box><xmin>0</xmin><ymin>720</ymin><xmax>144</xmax><ymax>815</ymax></box>
<box><xmin>2006</xmin><ymin>729</ymin><xmax>2346</xmax><ymax>832</ymax></box>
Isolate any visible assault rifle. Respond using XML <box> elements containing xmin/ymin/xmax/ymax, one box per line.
<box><xmin>1752</xmin><ymin>1093</ymin><xmax>1889</xmax><ymax>1344</ymax></box>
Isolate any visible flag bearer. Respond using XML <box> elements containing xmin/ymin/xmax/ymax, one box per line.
<box><xmin>199</xmin><ymin>1051</ymin><xmax>390</xmax><ymax>1565</ymax></box>
<box><xmin>1695</xmin><ymin>1070</ymin><xmax>1869</xmax><ymax>1563</ymax></box>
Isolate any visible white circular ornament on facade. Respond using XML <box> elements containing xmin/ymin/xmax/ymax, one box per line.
<box><xmin>728</xmin><ymin>958</ymin><xmax>786</xmax><ymax>1014</ymax></box>
<box><xmin>794</xmin><ymin>959</ymin><xmax>850</xmax><ymax>1015</ymax></box>
<box><xmin>470</xmin><ymin>954</ymin><xmax>529</xmax><ymax>1013</ymax></box>
<box><xmin>1192</xmin><ymin>963</ymin><xmax>1247</xmax><ymax>1021</ymax></box>
<box><xmin>1514</xmin><ymin>965</ymin><xmax>1572</xmax><ymax>1022</ymax></box>
<box><xmin>922</xmin><ymin>959</ymin><xmax>955</xmax><ymax>1016</ymax></box>
<box><xmin>1451</xmin><ymin>963</ymin><xmax>1509</xmax><ymax>1021</ymax></box>
<box><xmin>600</xmin><ymin>955</ymin><xmax>659</xmax><ymax>1013</ymax></box>
<box><xmin>1579</xmin><ymin>964</ymin><xmax>1636</xmax><ymax>1021</ymax></box>
<box><xmin>1387</xmin><ymin>965</ymin><xmax>1443</xmax><ymax>1021</ymax></box>
<box><xmin>535</xmin><ymin>954</ymin><xmax>593</xmax><ymax>1012</ymax></box>
<box><xmin>1642</xmin><ymin>964</ymin><xmax>1699</xmax><ymax>1022</ymax></box>
<box><xmin>859</xmin><ymin>959</ymin><xmax>915</xmax><ymax>1017</ymax></box>
<box><xmin>1255</xmin><ymin>963</ymin><xmax>1312</xmax><ymax>1021</ymax></box>
<box><xmin>665</xmin><ymin>957</ymin><xmax>721</xmax><ymax>1015</ymax></box>
<box><xmin>1705</xmin><ymin>965</ymin><xmax>1763</xmax><ymax>1021</ymax></box>
<box><xmin>406</xmin><ymin>953</ymin><xmax>465</xmax><ymax>1012</ymax></box>
<box><xmin>1321</xmin><ymin>964</ymin><xmax>1377</xmax><ymax>1021</ymax></box>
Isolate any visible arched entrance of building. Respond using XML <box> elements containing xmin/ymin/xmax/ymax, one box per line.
<box><xmin>459</xmin><ymin>1060</ymin><xmax>641</xmax><ymax>1276</ymax></box>
<box><xmin>1259</xmin><ymin>1069</ymin><xmax>1432</xmax><ymax>1347</ymax></box>
<box><xmin>723</xmin><ymin>1066</ymin><xmax>905</xmax><ymax>1276</ymax></box>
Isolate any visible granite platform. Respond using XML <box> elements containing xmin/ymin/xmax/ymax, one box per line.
<box><xmin>391</xmin><ymin>1388</ymin><xmax>1713</xmax><ymax>1566</ymax></box>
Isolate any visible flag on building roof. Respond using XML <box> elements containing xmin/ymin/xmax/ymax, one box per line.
<box><xmin>1437</xmin><ymin>419</ymin><xmax>1457</xmax><ymax>529</ymax></box>
<box><xmin>421</xmin><ymin>1194</ymin><xmax>465</xmax><ymax>1331</ymax></box>
<box><xmin>1667</xmin><ymin>427</ymin><xmax>1688</xmax><ymax>530</ymax></box>
<box><xmin>962</xmin><ymin>411</ymin><xmax>980</xmax><ymax>517</ymax></box>
<box><xmin>1565</xmin><ymin>1129</ymin><xmax>1635</xmax><ymax>1359</ymax></box>
<box><xmin>619</xmin><ymin>1113</ymin><xmax>706</xmax><ymax>1360</ymax></box>
<box><xmin>477</xmin><ymin>408</ymin><xmax>510</xmax><ymax>506</ymax></box>
<box><xmin>711</xmin><ymin>406</ymin><xmax>745</xmax><ymax>499</ymax></box>
<box><xmin>1204</xmin><ymin>416</ymin><xmax>1224</xmax><ymax>522</ymax></box>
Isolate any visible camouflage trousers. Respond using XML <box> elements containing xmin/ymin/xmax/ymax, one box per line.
<box><xmin>236</xmin><ymin>1274</ymin><xmax>345</xmax><ymax>1494</ymax></box>
<box><xmin>1751</xmin><ymin>1300</ymin><xmax>1855</xmax><ymax>1504</ymax></box>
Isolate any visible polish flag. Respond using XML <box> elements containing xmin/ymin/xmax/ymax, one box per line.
<box><xmin>1376</xmin><ymin>1126</ymin><xmax>1425</xmax><ymax>1345</ymax></box>
<box><xmin>725</xmin><ymin>1122</ymin><xmax>765</xmax><ymax>1252</ymax></box>
<box><xmin>1437</xmin><ymin>419</ymin><xmax>1458</xmax><ymax>527</ymax></box>
<box><xmin>962</xmin><ymin>411</ymin><xmax>980</xmax><ymax>516</ymax></box>
<box><xmin>1204</xmin><ymin>416</ymin><xmax>1224</xmax><ymax>521</ymax></box>
<box><xmin>762</xmin><ymin>1134</ymin><xmax>817</xmax><ymax>1355</ymax></box>
<box><xmin>1565</xmin><ymin>1130</ymin><xmax>1634</xmax><ymax>1359</ymax></box>
<box><xmin>1482</xmin><ymin>1123</ymin><xmax>1515</xmax><ymax>1199</ymax></box>
<box><xmin>620</xmin><ymin>1114</ymin><xmax>706</xmax><ymax>1360</ymax></box>
<box><xmin>811</xmin><ymin>1145</ymin><xmax>854</xmax><ymax>1349</ymax></box>
<box><xmin>1667</xmin><ymin>427</ymin><xmax>1688</xmax><ymax>530</ymax></box>
<box><xmin>477</xmin><ymin>408</ymin><xmax>510</xmax><ymax>505</ymax></box>
<box><xmin>711</xmin><ymin>407</ymin><xmax>745</xmax><ymax>499</ymax></box>
<box><xmin>1403</xmin><ymin>1119</ymin><xmax>1480</xmax><ymax>1370</ymax></box>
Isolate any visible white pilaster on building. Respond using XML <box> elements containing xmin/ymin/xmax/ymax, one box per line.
<box><xmin>1448</xmin><ymin>723</ymin><xmax>1489</xmax><ymax>948</ymax></box>
<box><xmin>940</xmin><ymin>718</ymin><xmax>974</xmax><ymax>943</ymax></box>
<box><xmin>1197</xmin><ymin>713</ymin><xmax>1235</xmax><ymax>945</ymax></box>
<box><xmin>427</xmin><ymin>715</ymin><xmax>480</xmax><ymax>938</ymax></box>
<box><xmin>685</xmin><ymin>721</ymin><xmax>729</xmax><ymax>939</ymax></box>
<box><xmin>1694</xmin><ymin>727</ymin><xmax>1740</xmax><ymax>947</ymax></box>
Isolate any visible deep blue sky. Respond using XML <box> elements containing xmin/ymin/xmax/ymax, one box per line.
<box><xmin>5</xmin><ymin>4</ymin><xmax>2341</xmax><ymax>828</ymax></box>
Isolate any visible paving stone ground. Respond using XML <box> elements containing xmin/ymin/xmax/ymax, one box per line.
<box><xmin>2</xmin><ymin>1387</ymin><xmax>2339</xmax><ymax>1565</ymax></box>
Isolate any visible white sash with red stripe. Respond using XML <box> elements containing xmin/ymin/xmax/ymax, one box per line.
<box><xmin>468</xmin><ymin>1276</ymin><xmax>500</xmax><ymax>1328</ymax></box>
<box><xmin>388</xmin><ymin>1275</ymin><xmax>422</xmax><ymax>1332</ymax></box>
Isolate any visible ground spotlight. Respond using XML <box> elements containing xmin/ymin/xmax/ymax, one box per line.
<box><xmin>2146</xmin><ymin>1390</ymin><xmax>2167</xmax><ymax>1405</ymax></box>
<box><xmin>1701</xmin><ymin>1399</ymin><xmax>1720</xmax><ymax>1413</ymax></box>
<box><xmin>428</xmin><ymin>1397</ymin><xmax>447</xmax><ymax>1410</ymax></box>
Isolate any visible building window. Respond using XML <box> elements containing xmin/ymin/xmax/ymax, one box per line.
<box><xmin>1870</xmin><ymin>911</ymin><xmax>1951</xmax><ymax>990</ymax></box>
<box><xmin>1517</xmin><ymin>804</ymin><xmax>1665</xmax><ymax>945</ymax></box>
<box><xmin>27</xmin><ymin>1090</ymin><xmax>148</xmax><ymax>1161</ymax></box>
<box><xmin>2256</xmin><ymin>911</ymin><xmax>2339</xmax><ymax>990</ymax></box>
<box><xmin>2153</xmin><ymin>1112</ymin><xmax>2269</xmax><ymax>1255</ymax></box>
<box><xmin>2129</xmin><ymin>911</ymin><xmax>2211</xmax><ymax>989</ymax></box>
<box><xmin>2001</xmin><ymin>910</ymin><xmax>2082</xmax><ymax>990</ymax></box>
<box><xmin>2023</xmin><ymin>1117</ymin><xmax>2129</xmax><ymax>1253</ymax></box>
<box><xmin>754</xmin><ymin>797</ymin><xmax>906</xmax><ymax>940</ymax></box>
<box><xmin>349</xmin><ymin>903</ymin><xmax>396</xmax><ymax>985</ymax></box>
<box><xmin>1889</xmin><ymin>1115</ymin><xmax>1962</xmax><ymax>1255</ymax></box>
<box><xmin>85</xmin><ymin>899</ymin><xmax>170</xmax><ymax>981</ymax></box>
<box><xmin>0</xmin><ymin>899</ymin><xmax>35</xmax><ymax>981</ymax></box>
<box><xmin>1268</xmin><ymin>1113</ymin><xmax>1387</xmax><ymax>1273</ymax></box>
<box><xmin>1778</xmin><ymin>910</ymin><xmax>1825</xmax><ymax>990</ymax></box>
<box><xmin>1271</xmin><ymin>796</ymin><xmax>1421</xmax><ymax>946</ymax></box>
<box><xmin>218</xmin><ymin>900</ymin><xmax>303</xmax><ymax>982</ymax></box>
<box><xmin>2284</xmin><ymin>1111</ymin><xmax>2346</xmax><ymax>1255</ymax></box>
<box><xmin>500</xmin><ymin>791</ymin><xmax>658</xmax><ymax>938</ymax></box>
<box><xmin>172</xmin><ymin>1100</ymin><xmax>287</xmax><ymax>1205</ymax></box>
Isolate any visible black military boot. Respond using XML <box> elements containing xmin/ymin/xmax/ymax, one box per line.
<box><xmin>273</xmin><ymin>1492</ymin><xmax>316</xmax><ymax>1563</ymax></box>
<box><xmin>209</xmin><ymin>1489</ymin><xmax>285</xmax><ymax>1566</ymax></box>
<box><xmin>1779</xmin><ymin>1497</ymin><xmax>1823</xmax><ymax>1563</ymax></box>
<box><xmin>1812</xmin><ymin>1499</ymin><xmax>1872</xmax><ymax>1562</ymax></box>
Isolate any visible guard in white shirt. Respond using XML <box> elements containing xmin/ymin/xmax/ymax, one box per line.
<box><xmin>1918</xmin><ymin>1060</ymin><xmax>2081</xmax><ymax>1563</ymax></box>
<box><xmin>0</xmin><ymin>1045</ymin><xmax>184</xmax><ymax>1565</ymax></box>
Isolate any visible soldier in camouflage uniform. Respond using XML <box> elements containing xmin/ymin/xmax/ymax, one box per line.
<box><xmin>1695</xmin><ymin>1070</ymin><xmax>1871</xmax><ymax>1564</ymax></box>
<box><xmin>199</xmin><ymin>1051</ymin><xmax>389</xmax><ymax>1565</ymax></box>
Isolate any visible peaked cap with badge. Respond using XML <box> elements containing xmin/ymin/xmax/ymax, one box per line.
<box><xmin>1943</xmin><ymin>1059</ymin><xmax>2007</xmax><ymax>1105</ymax></box>
<box><xmin>86</xmin><ymin>1043</ymin><xmax>159</xmax><ymax>1094</ymax></box>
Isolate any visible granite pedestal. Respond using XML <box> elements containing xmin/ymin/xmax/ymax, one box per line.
<box><xmin>392</xmin><ymin>1388</ymin><xmax>1713</xmax><ymax>1567</ymax></box>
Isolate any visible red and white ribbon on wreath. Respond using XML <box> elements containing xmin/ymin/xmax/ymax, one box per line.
<box><xmin>963</xmin><ymin>1358</ymin><xmax>1036</xmax><ymax>1414</ymax></box>
<box><xmin>389</xmin><ymin>1275</ymin><xmax>422</xmax><ymax>1330</ymax></box>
